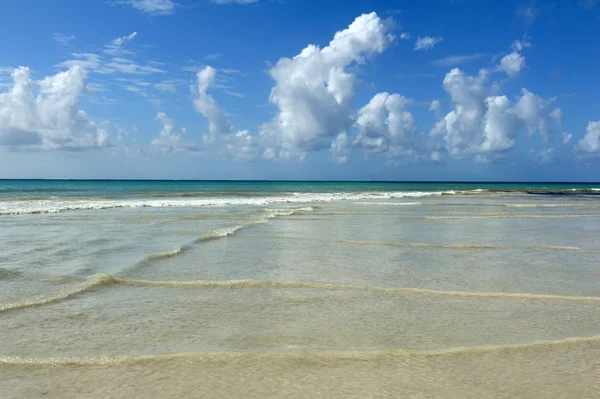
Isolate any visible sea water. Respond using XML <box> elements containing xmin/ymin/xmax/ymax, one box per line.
<box><xmin>1</xmin><ymin>180</ymin><xmax>599</xmax><ymax>398</ymax></box>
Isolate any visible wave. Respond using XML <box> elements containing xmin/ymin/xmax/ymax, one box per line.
<box><xmin>0</xmin><ymin>273</ymin><xmax>116</xmax><ymax>313</ymax></box>
<box><xmin>133</xmin><ymin>207</ymin><xmax>315</xmax><ymax>268</ymax></box>
<box><xmin>3</xmin><ymin>274</ymin><xmax>599</xmax><ymax>314</ymax></box>
<box><xmin>2</xmin><ymin>335</ymin><xmax>599</xmax><ymax>366</ymax></box>
<box><xmin>0</xmin><ymin>192</ymin><xmax>441</xmax><ymax>215</ymax></box>
<box><xmin>112</xmin><ymin>278</ymin><xmax>600</xmax><ymax>302</ymax></box>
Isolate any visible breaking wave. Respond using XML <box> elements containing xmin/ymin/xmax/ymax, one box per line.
<box><xmin>0</xmin><ymin>193</ymin><xmax>441</xmax><ymax>215</ymax></box>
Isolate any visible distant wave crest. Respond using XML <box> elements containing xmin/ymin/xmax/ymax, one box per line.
<box><xmin>0</xmin><ymin>192</ymin><xmax>444</xmax><ymax>215</ymax></box>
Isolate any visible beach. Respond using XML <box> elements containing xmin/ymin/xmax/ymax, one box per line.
<box><xmin>1</xmin><ymin>180</ymin><xmax>599</xmax><ymax>398</ymax></box>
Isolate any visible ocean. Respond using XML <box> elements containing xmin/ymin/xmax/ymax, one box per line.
<box><xmin>1</xmin><ymin>180</ymin><xmax>599</xmax><ymax>398</ymax></box>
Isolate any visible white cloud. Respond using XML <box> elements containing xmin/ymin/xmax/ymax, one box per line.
<box><xmin>400</xmin><ymin>32</ymin><xmax>411</xmax><ymax>40</ymax></box>
<box><xmin>204</xmin><ymin>53</ymin><xmax>222</xmax><ymax>60</ymax></box>
<box><xmin>53</xmin><ymin>33</ymin><xmax>76</xmax><ymax>46</ymax></box>
<box><xmin>514</xmin><ymin>89</ymin><xmax>555</xmax><ymax>140</ymax></box>
<box><xmin>353</xmin><ymin>92</ymin><xmax>419</xmax><ymax>157</ymax></box>
<box><xmin>497</xmin><ymin>51</ymin><xmax>525</xmax><ymax>77</ymax></box>
<box><xmin>511</xmin><ymin>38</ymin><xmax>532</xmax><ymax>52</ymax></box>
<box><xmin>431</xmin><ymin>53</ymin><xmax>488</xmax><ymax>67</ymax></box>
<box><xmin>155</xmin><ymin>80</ymin><xmax>177</xmax><ymax>92</ymax></box>
<box><xmin>330</xmin><ymin>132</ymin><xmax>350</xmax><ymax>163</ymax></box>
<box><xmin>429</xmin><ymin>99</ymin><xmax>442</xmax><ymax>118</ymax></box>
<box><xmin>56</xmin><ymin>53</ymin><xmax>101</xmax><ymax>70</ymax></box>
<box><xmin>430</xmin><ymin>67</ymin><xmax>560</xmax><ymax>159</ymax></box>
<box><xmin>104</xmin><ymin>32</ymin><xmax>138</xmax><ymax>56</ymax></box>
<box><xmin>121</xmin><ymin>0</ymin><xmax>178</xmax><ymax>15</ymax></box>
<box><xmin>150</xmin><ymin>112</ymin><xmax>200</xmax><ymax>153</ymax></box>
<box><xmin>224</xmin><ymin>90</ymin><xmax>245</xmax><ymax>98</ymax></box>
<box><xmin>0</xmin><ymin>67</ymin><xmax>110</xmax><ymax>150</ymax></box>
<box><xmin>260</xmin><ymin>12</ymin><xmax>394</xmax><ymax>159</ymax></box>
<box><xmin>220</xmin><ymin>68</ymin><xmax>241</xmax><ymax>74</ymax></box>
<box><xmin>563</xmin><ymin>132</ymin><xmax>572</xmax><ymax>144</ymax></box>
<box><xmin>531</xmin><ymin>148</ymin><xmax>555</xmax><ymax>164</ymax></box>
<box><xmin>112</xmin><ymin>32</ymin><xmax>138</xmax><ymax>47</ymax></box>
<box><xmin>575</xmin><ymin>121</ymin><xmax>600</xmax><ymax>154</ymax></box>
<box><xmin>194</xmin><ymin>66</ymin><xmax>231</xmax><ymax>143</ymax></box>
<box><xmin>226</xmin><ymin>130</ymin><xmax>260</xmax><ymax>161</ymax></box>
<box><xmin>103</xmin><ymin>58</ymin><xmax>167</xmax><ymax>75</ymax></box>
<box><xmin>414</xmin><ymin>36</ymin><xmax>443</xmax><ymax>51</ymax></box>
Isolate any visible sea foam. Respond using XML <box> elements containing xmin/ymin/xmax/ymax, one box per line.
<box><xmin>0</xmin><ymin>192</ymin><xmax>446</xmax><ymax>215</ymax></box>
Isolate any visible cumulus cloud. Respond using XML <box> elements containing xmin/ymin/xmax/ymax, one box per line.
<box><xmin>353</xmin><ymin>92</ymin><xmax>420</xmax><ymax>157</ymax></box>
<box><xmin>497</xmin><ymin>51</ymin><xmax>526</xmax><ymax>77</ymax></box>
<box><xmin>0</xmin><ymin>67</ymin><xmax>110</xmax><ymax>150</ymax></box>
<box><xmin>400</xmin><ymin>32</ymin><xmax>411</xmax><ymax>40</ymax></box>
<box><xmin>226</xmin><ymin>130</ymin><xmax>261</xmax><ymax>161</ymax></box>
<box><xmin>150</xmin><ymin>112</ymin><xmax>200</xmax><ymax>153</ymax></box>
<box><xmin>260</xmin><ymin>12</ymin><xmax>394</xmax><ymax>159</ymax></box>
<box><xmin>194</xmin><ymin>66</ymin><xmax>231</xmax><ymax>143</ymax></box>
<box><xmin>430</xmin><ymin>67</ymin><xmax>560</xmax><ymax>160</ymax></box>
<box><xmin>429</xmin><ymin>99</ymin><xmax>442</xmax><ymax>118</ymax></box>
<box><xmin>330</xmin><ymin>132</ymin><xmax>350</xmax><ymax>163</ymax></box>
<box><xmin>575</xmin><ymin>121</ymin><xmax>600</xmax><ymax>154</ymax></box>
<box><xmin>414</xmin><ymin>36</ymin><xmax>443</xmax><ymax>51</ymax></box>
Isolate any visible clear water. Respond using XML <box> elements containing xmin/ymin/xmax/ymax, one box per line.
<box><xmin>1</xmin><ymin>180</ymin><xmax>599</xmax><ymax>398</ymax></box>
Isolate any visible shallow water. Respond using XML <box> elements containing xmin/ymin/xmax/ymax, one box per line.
<box><xmin>1</xmin><ymin>181</ymin><xmax>599</xmax><ymax>398</ymax></box>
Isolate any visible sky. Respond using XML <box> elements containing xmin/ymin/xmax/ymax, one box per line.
<box><xmin>0</xmin><ymin>0</ymin><xmax>599</xmax><ymax>181</ymax></box>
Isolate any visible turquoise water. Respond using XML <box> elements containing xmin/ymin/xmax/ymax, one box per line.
<box><xmin>1</xmin><ymin>179</ymin><xmax>599</xmax><ymax>199</ymax></box>
<box><xmin>1</xmin><ymin>180</ymin><xmax>599</xmax><ymax>398</ymax></box>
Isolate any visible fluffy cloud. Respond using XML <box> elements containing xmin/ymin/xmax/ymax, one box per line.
<box><xmin>0</xmin><ymin>67</ymin><xmax>110</xmax><ymax>150</ymax></box>
<box><xmin>430</xmin><ymin>67</ymin><xmax>561</xmax><ymax>160</ymax></box>
<box><xmin>260</xmin><ymin>12</ymin><xmax>394</xmax><ymax>159</ymax></box>
<box><xmin>414</xmin><ymin>36</ymin><xmax>443</xmax><ymax>51</ymax></box>
<box><xmin>354</xmin><ymin>92</ymin><xmax>419</xmax><ymax>157</ymax></box>
<box><xmin>575</xmin><ymin>121</ymin><xmax>600</xmax><ymax>154</ymax></box>
<box><xmin>150</xmin><ymin>112</ymin><xmax>200</xmax><ymax>153</ymax></box>
<box><xmin>400</xmin><ymin>32</ymin><xmax>411</xmax><ymax>40</ymax></box>
<box><xmin>330</xmin><ymin>132</ymin><xmax>350</xmax><ymax>163</ymax></box>
<box><xmin>194</xmin><ymin>66</ymin><xmax>232</xmax><ymax>144</ymax></box>
<box><xmin>497</xmin><ymin>52</ymin><xmax>525</xmax><ymax>77</ymax></box>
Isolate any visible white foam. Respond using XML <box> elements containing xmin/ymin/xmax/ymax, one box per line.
<box><xmin>352</xmin><ymin>202</ymin><xmax>422</xmax><ymax>206</ymax></box>
<box><xmin>0</xmin><ymin>193</ymin><xmax>444</xmax><ymax>215</ymax></box>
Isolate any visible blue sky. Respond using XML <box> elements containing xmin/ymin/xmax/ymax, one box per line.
<box><xmin>0</xmin><ymin>0</ymin><xmax>598</xmax><ymax>180</ymax></box>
